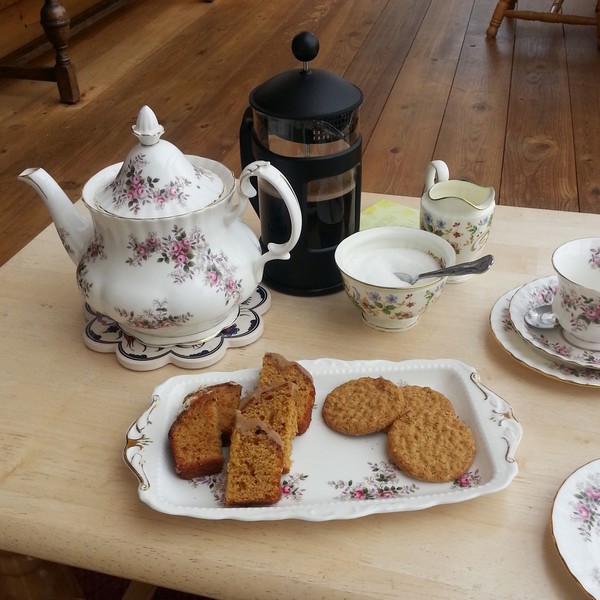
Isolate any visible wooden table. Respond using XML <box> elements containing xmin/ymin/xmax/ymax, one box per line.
<box><xmin>1</xmin><ymin>193</ymin><xmax>599</xmax><ymax>599</ymax></box>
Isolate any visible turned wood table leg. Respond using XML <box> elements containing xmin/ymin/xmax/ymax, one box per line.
<box><xmin>40</xmin><ymin>0</ymin><xmax>81</xmax><ymax>104</ymax></box>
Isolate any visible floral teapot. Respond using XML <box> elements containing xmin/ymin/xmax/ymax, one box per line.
<box><xmin>19</xmin><ymin>106</ymin><xmax>302</xmax><ymax>346</ymax></box>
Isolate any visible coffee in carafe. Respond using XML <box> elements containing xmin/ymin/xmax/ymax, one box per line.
<box><xmin>240</xmin><ymin>31</ymin><xmax>363</xmax><ymax>295</ymax></box>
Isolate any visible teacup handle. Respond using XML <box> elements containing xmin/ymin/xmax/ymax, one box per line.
<box><xmin>424</xmin><ymin>160</ymin><xmax>450</xmax><ymax>193</ymax></box>
<box><xmin>236</xmin><ymin>161</ymin><xmax>302</xmax><ymax>280</ymax></box>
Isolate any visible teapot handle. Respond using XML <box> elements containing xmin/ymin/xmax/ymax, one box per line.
<box><xmin>424</xmin><ymin>160</ymin><xmax>450</xmax><ymax>193</ymax></box>
<box><xmin>236</xmin><ymin>161</ymin><xmax>302</xmax><ymax>280</ymax></box>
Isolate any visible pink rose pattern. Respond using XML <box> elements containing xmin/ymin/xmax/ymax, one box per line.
<box><xmin>523</xmin><ymin>280</ymin><xmax>600</xmax><ymax>367</ymax></box>
<box><xmin>109</xmin><ymin>154</ymin><xmax>191</xmax><ymax>215</ymax></box>
<box><xmin>114</xmin><ymin>299</ymin><xmax>192</xmax><ymax>331</ymax></box>
<box><xmin>77</xmin><ymin>233</ymin><xmax>107</xmax><ymax>297</ymax></box>
<box><xmin>329</xmin><ymin>461</ymin><xmax>418</xmax><ymax>500</ymax></box>
<box><xmin>126</xmin><ymin>224</ymin><xmax>242</xmax><ymax>303</ymax></box>
<box><xmin>500</xmin><ymin>301</ymin><xmax>600</xmax><ymax>381</ymax></box>
<box><xmin>559</xmin><ymin>288</ymin><xmax>600</xmax><ymax>332</ymax></box>
<box><xmin>329</xmin><ymin>461</ymin><xmax>480</xmax><ymax>501</ymax></box>
<box><xmin>187</xmin><ymin>461</ymin><xmax>481</xmax><ymax>507</ymax></box>
<box><xmin>193</xmin><ymin>471</ymin><xmax>308</xmax><ymax>504</ymax></box>
<box><xmin>591</xmin><ymin>247</ymin><xmax>600</xmax><ymax>270</ymax></box>
<box><xmin>571</xmin><ymin>473</ymin><xmax>600</xmax><ymax>542</ymax></box>
<box><xmin>556</xmin><ymin>246</ymin><xmax>600</xmax><ymax>333</ymax></box>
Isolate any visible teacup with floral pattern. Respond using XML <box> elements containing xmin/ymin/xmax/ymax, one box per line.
<box><xmin>552</xmin><ymin>238</ymin><xmax>600</xmax><ymax>350</ymax></box>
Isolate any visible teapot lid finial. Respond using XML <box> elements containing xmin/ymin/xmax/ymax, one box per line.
<box><xmin>132</xmin><ymin>105</ymin><xmax>165</xmax><ymax>146</ymax></box>
<box><xmin>93</xmin><ymin>105</ymin><xmax>225</xmax><ymax>218</ymax></box>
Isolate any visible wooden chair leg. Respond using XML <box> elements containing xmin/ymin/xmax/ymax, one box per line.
<box><xmin>41</xmin><ymin>0</ymin><xmax>80</xmax><ymax>104</ymax></box>
<box><xmin>486</xmin><ymin>0</ymin><xmax>515</xmax><ymax>38</ymax></box>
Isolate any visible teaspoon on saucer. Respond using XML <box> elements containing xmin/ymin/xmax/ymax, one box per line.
<box><xmin>394</xmin><ymin>254</ymin><xmax>494</xmax><ymax>286</ymax></box>
<box><xmin>524</xmin><ymin>304</ymin><xmax>559</xmax><ymax>329</ymax></box>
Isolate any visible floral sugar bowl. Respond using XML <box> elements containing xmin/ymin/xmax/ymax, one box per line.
<box><xmin>19</xmin><ymin>105</ymin><xmax>302</xmax><ymax>346</ymax></box>
<box><xmin>420</xmin><ymin>160</ymin><xmax>495</xmax><ymax>282</ymax></box>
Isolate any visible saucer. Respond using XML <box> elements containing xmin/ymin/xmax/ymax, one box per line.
<box><xmin>83</xmin><ymin>285</ymin><xmax>270</xmax><ymax>371</ymax></box>
<box><xmin>490</xmin><ymin>287</ymin><xmax>600</xmax><ymax>387</ymax></box>
<box><xmin>551</xmin><ymin>458</ymin><xmax>600</xmax><ymax>599</ymax></box>
<box><xmin>509</xmin><ymin>276</ymin><xmax>600</xmax><ymax>370</ymax></box>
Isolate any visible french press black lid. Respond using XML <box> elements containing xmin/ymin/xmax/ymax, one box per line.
<box><xmin>249</xmin><ymin>31</ymin><xmax>362</xmax><ymax>128</ymax></box>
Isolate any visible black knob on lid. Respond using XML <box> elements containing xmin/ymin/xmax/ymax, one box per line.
<box><xmin>291</xmin><ymin>31</ymin><xmax>319</xmax><ymax>66</ymax></box>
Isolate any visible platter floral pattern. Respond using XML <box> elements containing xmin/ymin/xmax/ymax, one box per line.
<box><xmin>124</xmin><ymin>358</ymin><xmax>522</xmax><ymax>521</ymax></box>
<box><xmin>192</xmin><ymin>470</ymin><xmax>308</xmax><ymax>504</ymax></box>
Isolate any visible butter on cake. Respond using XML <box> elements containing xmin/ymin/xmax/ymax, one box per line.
<box><xmin>224</xmin><ymin>412</ymin><xmax>284</xmax><ymax>507</ymax></box>
<box><xmin>240</xmin><ymin>382</ymin><xmax>298</xmax><ymax>473</ymax></box>
<box><xmin>258</xmin><ymin>353</ymin><xmax>316</xmax><ymax>435</ymax></box>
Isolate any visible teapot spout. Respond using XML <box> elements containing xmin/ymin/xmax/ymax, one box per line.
<box><xmin>19</xmin><ymin>167</ymin><xmax>93</xmax><ymax>264</ymax></box>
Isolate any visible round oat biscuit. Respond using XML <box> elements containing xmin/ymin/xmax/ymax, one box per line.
<box><xmin>322</xmin><ymin>377</ymin><xmax>404</xmax><ymax>436</ymax></box>
<box><xmin>387</xmin><ymin>410</ymin><xmax>475</xmax><ymax>482</ymax></box>
<box><xmin>398</xmin><ymin>385</ymin><xmax>456</xmax><ymax>421</ymax></box>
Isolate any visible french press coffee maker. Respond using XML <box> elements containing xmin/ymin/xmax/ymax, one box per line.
<box><xmin>240</xmin><ymin>31</ymin><xmax>363</xmax><ymax>295</ymax></box>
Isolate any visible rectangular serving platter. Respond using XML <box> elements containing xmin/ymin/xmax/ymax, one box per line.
<box><xmin>124</xmin><ymin>358</ymin><xmax>522</xmax><ymax>521</ymax></box>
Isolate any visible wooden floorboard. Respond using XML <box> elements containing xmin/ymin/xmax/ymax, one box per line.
<box><xmin>362</xmin><ymin>0</ymin><xmax>474</xmax><ymax>196</ymax></box>
<box><xmin>503</xmin><ymin>18</ymin><xmax>578</xmax><ymax>211</ymax></box>
<box><xmin>565</xmin><ymin>0</ymin><xmax>600</xmax><ymax>214</ymax></box>
<box><xmin>1</xmin><ymin>0</ymin><xmax>600</xmax><ymax>267</ymax></box>
<box><xmin>434</xmin><ymin>0</ymin><xmax>514</xmax><ymax>196</ymax></box>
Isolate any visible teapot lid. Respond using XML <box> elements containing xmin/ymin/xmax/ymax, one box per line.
<box><xmin>94</xmin><ymin>106</ymin><xmax>224</xmax><ymax>218</ymax></box>
<box><xmin>249</xmin><ymin>32</ymin><xmax>363</xmax><ymax>120</ymax></box>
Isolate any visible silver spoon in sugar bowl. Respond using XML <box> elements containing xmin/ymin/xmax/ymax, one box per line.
<box><xmin>394</xmin><ymin>254</ymin><xmax>495</xmax><ymax>286</ymax></box>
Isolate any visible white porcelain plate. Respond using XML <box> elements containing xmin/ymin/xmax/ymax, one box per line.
<box><xmin>509</xmin><ymin>276</ymin><xmax>600</xmax><ymax>369</ymax></box>
<box><xmin>552</xmin><ymin>459</ymin><xmax>600</xmax><ymax>599</ymax></box>
<box><xmin>124</xmin><ymin>358</ymin><xmax>522</xmax><ymax>521</ymax></box>
<box><xmin>490</xmin><ymin>288</ymin><xmax>600</xmax><ymax>387</ymax></box>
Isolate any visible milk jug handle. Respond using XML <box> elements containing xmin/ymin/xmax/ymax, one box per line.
<box><xmin>424</xmin><ymin>160</ymin><xmax>450</xmax><ymax>192</ymax></box>
<box><xmin>237</xmin><ymin>161</ymin><xmax>302</xmax><ymax>279</ymax></box>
